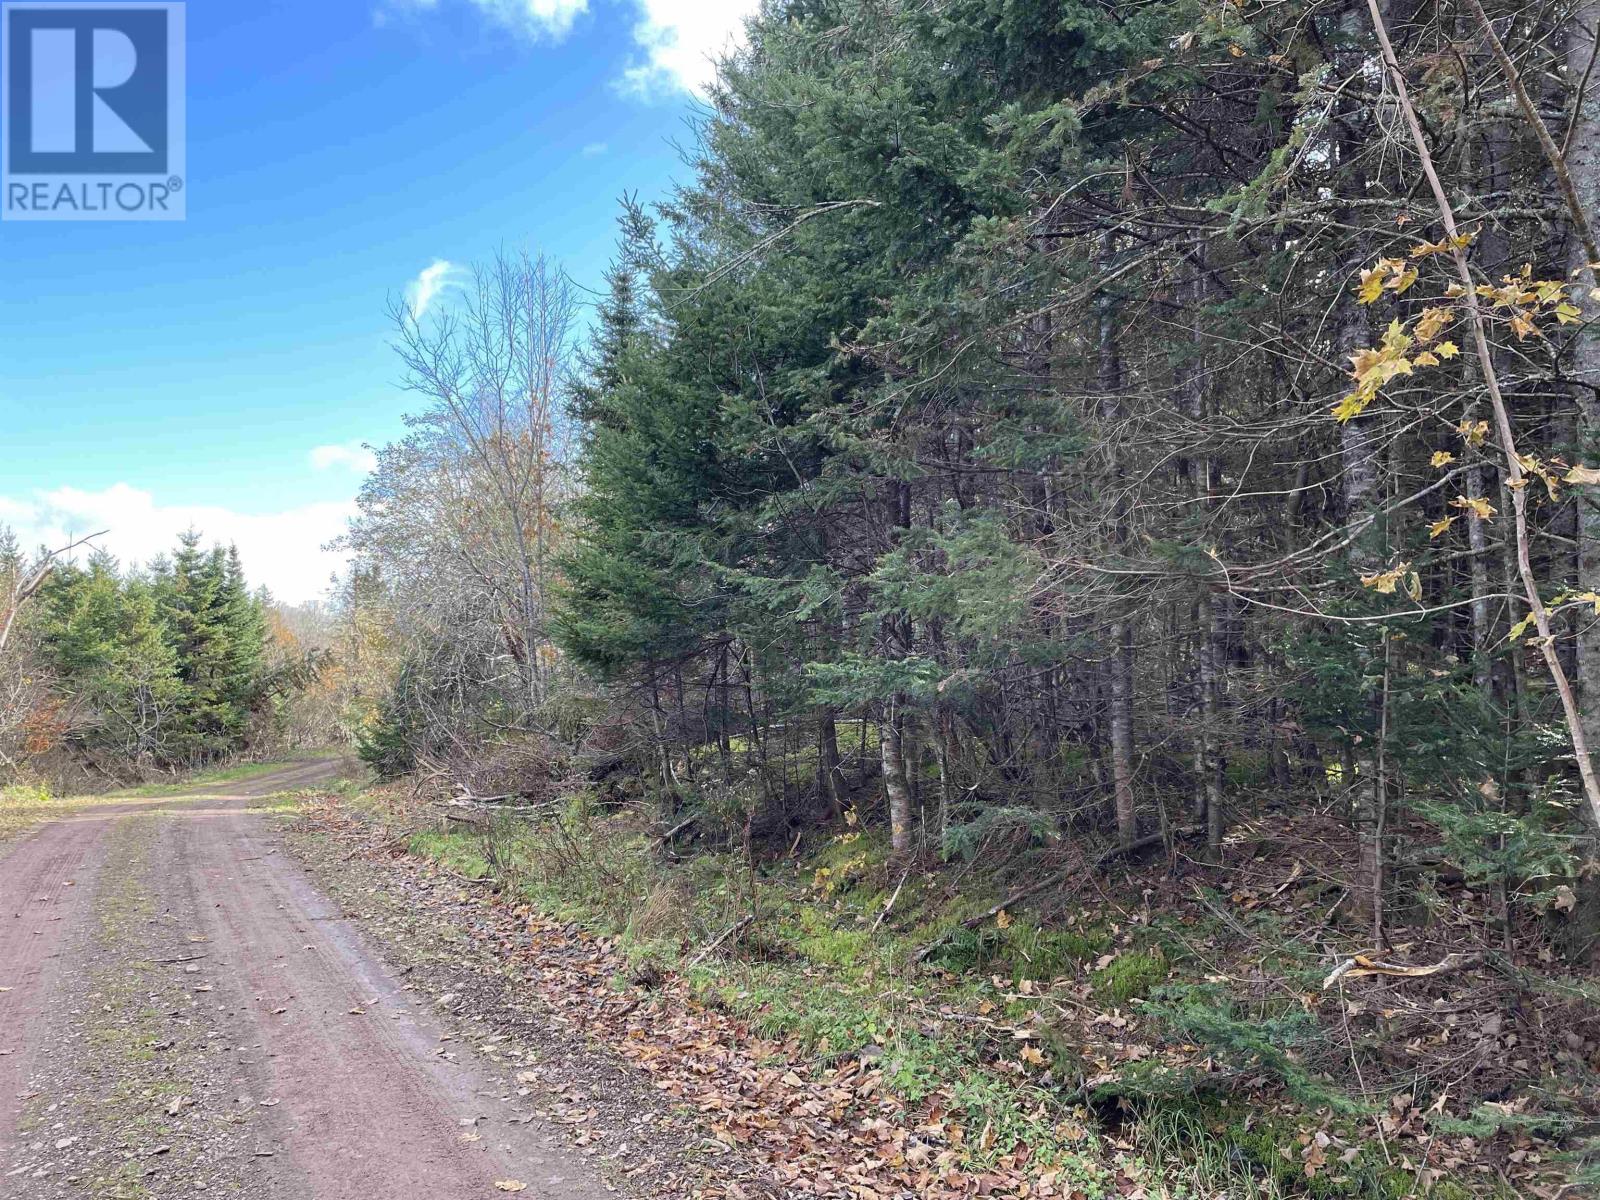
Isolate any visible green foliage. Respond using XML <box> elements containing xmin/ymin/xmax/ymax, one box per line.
<box><xmin>32</xmin><ymin>534</ymin><xmax>278</xmax><ymax>769</ymax></box>
<box><xmin>1132</xmin><ymin>1102</ymin><xmax>1471</xmax><ymax>1200</ymax></box>
<box><xmin>1139</xmin><ymin>983</ymin><xmax>1356</xmax><ymax>1113</ymax></box>
<box><xmin>355</xmin><ymin>689</ymin><xmax>419</xmax><ymax>778</ymax></box>
<box><xmin>927</xmin><ymin>916</ymin><xmax>1109</xmax><ymax>981</ymax></box>
<box><xmin>406</xmin><ymin>830</ymin><xmax>490</xmax><ymax>880</ymax></box>
<box><xmin>1090</xmin><ymin>948</ymin><xmax>1168</xmax><ymax>1007</ymax></box>
<box><xmin>941</xmin><ymin>806</ymin><xmax>1058</xmax><ymax>861</ymax></box>
<box><xmin>1413</xmin><ymin>781</ymin><xmax>1581</xmax><ymax>900</ymax></box>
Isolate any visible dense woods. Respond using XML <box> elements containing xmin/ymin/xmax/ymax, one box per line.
<box><xmin>528</xmin><ymin>0</ymin><xmax>1600</xmax><ymax>953</ymax></box>
<box><xmin>0</xmin><ymin>530</ymin><xmax>320</xmax><ymax>780</ymax></box>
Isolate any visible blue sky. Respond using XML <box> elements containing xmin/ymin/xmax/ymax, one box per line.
<box><xmin>0</xmin><ymin>0</ymin><xmax>747</xmax><ymax>601</ymax></box>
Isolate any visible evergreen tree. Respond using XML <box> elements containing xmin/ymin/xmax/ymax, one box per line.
<box><xmin>38</xmin><ymin>551</ymin><xmax>184</xmax><ymax>765</ymax></box>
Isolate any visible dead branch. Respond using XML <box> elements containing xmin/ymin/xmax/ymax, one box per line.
<box><xmin>687</xmin><ymin>915</ymin><xmax>754</xmax><ymax>968</ymax></box>
<box><xmin>653</xmin><ymin>813</ymin><xmax>699</xmax><ymax>847</ymax></box>
<box><xmin>1321</xmin><ymin>951</ymin><xmax>1485</xmax><ymax>990</ymax></box>
<box><xmin>871</xmin><ymin>868</ymin><xmax>911</xmax><ymax>934</ymax></box>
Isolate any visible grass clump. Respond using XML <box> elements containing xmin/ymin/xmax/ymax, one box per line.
<box><xmin>927</xmin><ymin>917</ymin><xmax>1110</xmax><ymax>981</ymax></box>
<box><xmin>0</xmin><ymin>780</ymin><xmax>57</xmax><ymax>842</ymax></box>
<box><xmin>407</xmin><ymin>829</ymin><xmax>492</xmax><ymax>880</ymax></box>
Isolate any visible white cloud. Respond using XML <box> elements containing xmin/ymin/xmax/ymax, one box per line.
<box><xmin>580</xmin><ymin>141</ymin><xmax>609</xmax><ymax>157</ymax></box>
<box><xmin>0</xmin><ymin>484</ymin><xmax>353</xmax><ymax>606</ymax></box>
<box><xmin>406</xmin><ymin>258</ymin><xmax>462</xmax><ymax>320</ymax></box>
<box><xmin>379</xmin><ymin>0</ymin><xmax>588</xmax><ymax>41</ymax></box>
<box><xmin>620</xmin><ymin>0</ymin><xmax>755</xmax><ymax>99</ymax></box>
<box><xmin>310</xmin><ymin>442</ymin><xmax>379</xmax><ymax>474</ymax></box>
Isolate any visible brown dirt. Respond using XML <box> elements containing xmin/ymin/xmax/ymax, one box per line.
<box><xmin>0</xmin><ymin>760</ymin><xmax>619</xmax><ymax>1198</ymax></box>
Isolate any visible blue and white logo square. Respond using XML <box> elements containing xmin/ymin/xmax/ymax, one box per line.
<box><xmin>2</xmin><ymin>2</ymin><xmax>185</xmax><ymax>221</ymax></box>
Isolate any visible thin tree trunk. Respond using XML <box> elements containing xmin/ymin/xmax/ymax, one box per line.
<box><xmin>1467</xmin><ymin>465</ymin><xmax>1494</xmax><ymax>696</ymax></box>
<box><xmin>817</xmin><ymin>710</ymin><xmax>841</xmax><ymax>820</ymax></box>
<box><xmin>1202</xmin><ymin>589</ymin><xmax>1226</xmax><ymax>859</ymax></box>
<box><xmin>1107</xmin><ymin>619</ymin><xmax>1137</xmax><ymax>847</ymax></box>
<box><xmin>935</xmin><ymin>709</ymin><xmax>956</xmax><ymax>855</ymax></box>
<box><xmin>882</xmin><ymin>701</ymin><xmax>914</xmax><ymax>856</ymax></box>
<box><xmin>1097</xmin><ymin>229</ymin><xmax>1139</xmax><ymax>848</ymax></box>
<box><xmin>1338</xmin><ymin>231</ymin><xmax>1384</xmax><ymax>921</ymax></box>
<box><xmin>1372</xmin><ymin>629</ymin><xmax>1393</xmax><ymax>946</ymax></box>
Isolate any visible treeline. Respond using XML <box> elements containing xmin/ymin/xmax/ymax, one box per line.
<box><xmin>0</xmin><ymin>529</ymin><xmax>320</xmax><ymax>779</ymax></box>
<box><xmin>341</xmin><ymin>0</ymin><xmax>1600</xmax><ymax>956</ymax></box>
<box><xmin>554</xmin><ymin>0</ymin><xmax>1600</xmax><ymax>943</ymax></box>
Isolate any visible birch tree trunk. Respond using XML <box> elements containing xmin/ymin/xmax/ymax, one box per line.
<box><xmin>1568</xmin><ymin>0</ymin><xmax>1600</xmax><ymax>754</ymax></box>
<box><xmin>882</xmin><ymin>701</ymin><xmax>914</xmax><ymax>856</ymax></box>
<box><xmin>1563</xmin><ymin>0</ymin><xmax>1600</xmax><ymax>958</ymax></box>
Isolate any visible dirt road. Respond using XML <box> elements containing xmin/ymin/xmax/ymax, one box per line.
<box><xmin>0</xmin><ymin>762</ymin><xmax>615</xmax><ymax>1198</ymax></box>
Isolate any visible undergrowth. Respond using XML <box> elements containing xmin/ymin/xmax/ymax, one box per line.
<box><xmin>318</xmin><ymin>785</ymin><xmax>1578</xmax><ymax>1200</ymax></box>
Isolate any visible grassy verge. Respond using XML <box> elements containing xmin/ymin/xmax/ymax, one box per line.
<box><xmin>0</xmin><ymin>780</ymin><xmax>88</xmax><ymax>844</ymax></box>
<box><xmin>107</xmin><ymin>749</ymin><xmax>341</xmax><ymax>797</ymax></box>
<box><xmin>0</xmin><ymin>751</ymin><xmax>341</xmax><ymax>847</ymax></box>
<box><xmin>286</xmin><ymin>784</ymin><xmax>1564</xmax><ymax>1200</ymax></box>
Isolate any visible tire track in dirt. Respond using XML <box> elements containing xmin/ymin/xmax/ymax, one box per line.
<box><xmin>4</xmin><ymin>811</ymin><xmax>290</xmax><ymax>1195</ymax></box>
<box><xmin>187</xmin><ymin>793</ymin><xmax>612</xmax><ymax>1198</ymax></box>
<box><xmin>0</xmin><ymin>756</ymin><xmax>340</xmax><ymax>1128</ymax></box>
<box><xmin>0</xmin><ymin>816</ymin><xmax>113</xmax><ymax>1155</ymax></box>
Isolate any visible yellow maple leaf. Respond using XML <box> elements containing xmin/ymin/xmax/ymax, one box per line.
<box><xmin>1356</xmin><ymin>267</ymin><xmax>1387</xmax><ymax>306</ymax></box>
<box><xmin>1436</xmin><ymin>341</ymin><xmax>1460</xmax><ymax>359</ymax></box>
<box><xmin>1332</xmin><ymin>391</ymin><xmax>1372</xmax><ymax>423</ymax></box>
<box><xmin>995</xmin><ymin>909</ymin><xmax>1012</xmax><ymax>930</ymax></box>
<box><xmin>1566</xmin><ymin>464</ymin><xmax>1600</xmax><ymax>485</ymax></box>
<box><xmin>1360</xmin><ymin>562</ymin><xmax>1411</xmax><ymax>595</ymax></box>
<box><xmin>1413</xmin><ymin>306</ymin><xmax>1454</xmax><ymax>342</ymax></box>
<box><xmin>1381</xmin><ymin>318</ymin><xmax>1411</xmax><ymax>351</ymax></box>
<box><xmin>1429</xmin><ymin>516</ymin><xmax>1455</xmax><ymax>538</ymax></box>
<box><xmin>1430</xmin><ymin>451</ymin><xmax>1455</xmax><ymax>468</ymax></box>
<box><xmin>1450</xmin><ymin>495</ymin><xmax>1496</xmax><ymax>520</ymax></box>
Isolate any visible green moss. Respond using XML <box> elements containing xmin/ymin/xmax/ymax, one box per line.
<box><xmin>788</xmin><ymin>923</ymin><xmax>872</xmax><ymax>967</ymax></box>
<box><xmin>1006</xmin><ymin>920</ymin><xmax>1111</xmax><ymax>979</ymax></box>
<box><xmin>1090</xmin><ymin>948</ymin><xmax>1167</xmax><ymax>1007</ymax></box>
